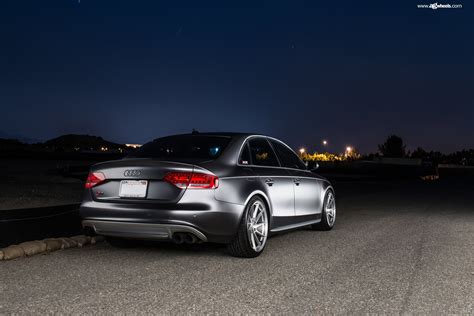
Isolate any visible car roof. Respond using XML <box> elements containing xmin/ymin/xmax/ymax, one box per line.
<box><xmin>154</xmin><ymin>132</ymin><xmax>264</xmax><ymax>139</ymax></box>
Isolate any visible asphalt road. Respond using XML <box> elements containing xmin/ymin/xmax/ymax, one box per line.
<box><xmin>1</xmin><ymin>178</ymin><xmax>473</xmax><ymax>314</ymax></box>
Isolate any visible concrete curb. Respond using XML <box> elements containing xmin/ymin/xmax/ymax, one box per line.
<box><xmin>0</xmin><ymin>235</ymin><xmax>104</xmax><ymax>261</ymax></box>
<box><xmin>420</xmin><ymin>174</ymin><xmax>440</xmax><ymax>181</ymax></box>
<box><xmin>0</xmin><ymin>204</ymin><xmax>83</xmax><ymax>248</ymax></box>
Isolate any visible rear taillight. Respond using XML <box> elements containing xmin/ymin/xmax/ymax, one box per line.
<box><xmin>85</xmin><ymin>172</ymin><xmax>106</xmax><ymax>189</ymax></box>
<box><xmin>164</xmin><ymin>172</ymin><xmax>218</xmax><ymax>189</ymax></box>
<box><xmin>163</xmin><ymin>172</ymin><xmax>192</xmax><ymax>189</ymax></box>
<box><xmin>187</xmin><ymin>173</ymin><xmax>219</xmax><ymax>189</ymax></box>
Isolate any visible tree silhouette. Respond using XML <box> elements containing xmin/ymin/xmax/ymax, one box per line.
<box><xmin>378</xmin><ymin>135</ymin><xmax>406</xmax><ymax>158</ymax></box>
<box><xmin>411</xmin><ymin>147</ymin><xmax>427</xmax><ymax>159</ymax></box>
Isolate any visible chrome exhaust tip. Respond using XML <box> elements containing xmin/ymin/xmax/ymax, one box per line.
<box><xmin>184</xmin><ymin>233</ymin><xmax>198</xmax><ymax>244</ymax></box>
<box><xmin>172</xmin><ymin>233</ymin><xmax>185</xmax><ymax>244</ymax></box>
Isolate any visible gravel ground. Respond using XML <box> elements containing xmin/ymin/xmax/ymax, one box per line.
<box><xmin>0</xmin><ymin>159</ymin><xmax>85</xmax><ymax>210</ymax></box>
<box><xmin>0</xmin><ymin>179</ymin><xmax>473</xmax><ymax>314</ymax></box>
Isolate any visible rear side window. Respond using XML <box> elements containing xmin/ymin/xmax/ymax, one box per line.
<box><xmin>270</xmin><ymin>139</ymin><xmax>306</xmax><ymax>170</ymax></box>
<box><xmin>248</xmin><ymin>138</ymin><xmax>279</xmax><ymax>167</ymax></box>
<box><xmin>128</xmin><ymin>135</ymin><xmax>230</xmax><ymax>161</ymax></box>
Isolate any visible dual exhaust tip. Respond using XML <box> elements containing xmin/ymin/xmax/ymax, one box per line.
<box><xmin>172</xmin><ymin>232</ymin><xmax>200</xmax><ymax>244</ymax></box>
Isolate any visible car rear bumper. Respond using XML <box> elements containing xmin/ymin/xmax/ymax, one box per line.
<box><xmin>82</xmin><ymin>220</ymin><xmax>208</xmax><ymax>241</ymax></box>
<box><xmin>79</xmin><ymin>199</ymin><xmax>244</xmax><ymax>243</ymax></box>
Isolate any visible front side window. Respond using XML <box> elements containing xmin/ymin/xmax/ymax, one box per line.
<box><xmin>270</xmin><ymin>139</ymin><xmax>306</xmax><ymax>170</ymax></box>
<box><xmin>248</xmin><ymin>138</ymin><xmax>279</xmax><ymax>167</ymax></box>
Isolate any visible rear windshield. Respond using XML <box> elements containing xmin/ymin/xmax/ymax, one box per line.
<box><xmin>127</xmin><ymin>135</ymin><xmax>231</xmax><ymax>161</ymax></box>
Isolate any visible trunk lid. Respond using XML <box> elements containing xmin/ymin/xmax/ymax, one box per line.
<box><xmin>88</xmin><ymin>159</ymin><xmax>199</xmax><ymax>203</ymax></box>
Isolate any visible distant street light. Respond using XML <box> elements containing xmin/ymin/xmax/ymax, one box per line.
<box><xmin>322</xmin><ymin>140</ymin><xmax>328</xmax><ymax>146</ymax></box>
<box><xmin>299</xmin><ymin>148</ymin><xmax>305</xmax><ymax>155</ymax></box>
<box><xmin>345</xmin><ymin>146</ymin><xmax>353</xmax><ymax>155</ymax></box>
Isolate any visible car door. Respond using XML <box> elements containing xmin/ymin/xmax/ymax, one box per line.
<box><xmin>290</xmin><ymin>169</ymin><xmax>322</xmax><ymax>216</ymax></box>
<box><xmin>269</xmin><ymin>139</ymin><xmax>322</xmax><ymax>217</ymax></box>
<box><xmin>247</xmin><ymin>137</ymin><xmax>295</xmax><ymax>220</ymax></box>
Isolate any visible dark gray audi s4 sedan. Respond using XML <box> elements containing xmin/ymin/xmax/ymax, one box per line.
<box><xmin>80</xmin><ymin>133</ymin><xmax>336</xmax><ymax>257</ymax></box>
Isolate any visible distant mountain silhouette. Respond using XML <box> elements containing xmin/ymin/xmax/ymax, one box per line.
<box><xmin>0</xmin><ymin>138</ymin><xmax>28</xmax><ymax>151</ymax></box>
<box><xmin>0</xmin><ymin>130</ymin><xmax>42</xmax><ymax>144</ymax></box>
<box><xmin>44</xmin><ymin>134</ymin><xmax>123</xmax><ymax>151</ymax></box>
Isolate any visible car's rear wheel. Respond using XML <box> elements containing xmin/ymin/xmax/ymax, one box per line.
<box><xmin>227</xmin><ymin>196</ymin><xmax>269</xmax><ymax>258</ymax></box>
<box><xmin>312</xmin><ymin>189</ymin><xmax>336</xmax><ymax>231</ymax></box>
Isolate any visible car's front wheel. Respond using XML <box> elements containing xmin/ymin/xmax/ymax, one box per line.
<box><xmin>311</xmin><ymin>189</ymin><xmax>336</xmax><ymax>231</ymax></box>
<box><xmin>227</xmin><ymin>196</ymin><xmax>269</xmax><ymax>258</ymax></box>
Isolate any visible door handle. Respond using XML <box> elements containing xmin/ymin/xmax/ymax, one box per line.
<box><xmin>265</xmin><ymin>178</ymin><xmax>274</xmax><ymax>186</ymax></box>
<box><xmin>294</xmin><ymin>178</ymin><xmax>301</xmax><ymax>186</ymax></box>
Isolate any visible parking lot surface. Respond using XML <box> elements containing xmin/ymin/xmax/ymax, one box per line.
<box><xmin>1</xmin><ymin>179</ymin><xmax>473</xmax><ymax>314</ymax></box>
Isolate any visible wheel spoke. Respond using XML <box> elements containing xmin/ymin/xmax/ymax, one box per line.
<box><xmin>254</xmin><ymin>223</ymin><xmax>264</xmax><ymax>229</ymax></box>
<box><xmin>255</xmin><ymin>230</ymin><xmax>266</xmax><ymax>237</ymax></box>
<box><xmin>253</xmin><ymin>232</ymin><xmax>261</xmax><ymax>246</ymax></box>
<box><xmin>324</xmin><ymin>192</ymin><xmax>336</xmax><ymax>226</ymax></box>
<box><xmin>250</xmin><ymin>232</ymin><xmax>257</xmax><ymax>250</ymax></box>
<box><xmin>327</xmin><ymin>195</ymin><xmax>335</xmax><ymax>208</ymax></box>
<box><xmin>252</xmin><ymin>203</ymin><xmax>259</xmax><ymax>218</ymax></box>
<box><xmin>246</xmin><ymin>200</ymin><xmax>268</xmax><ymax>252</ymax></box>
<box><xmin>247</xmin><ymin>222</ymin><xmax>252</xmax><ymax>230</ymax></box>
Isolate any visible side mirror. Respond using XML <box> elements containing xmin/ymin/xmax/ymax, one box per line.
<box><xmin>305</xmin><ymin>161</ymin><xmax>319</xmax><ymax>171</ymax></box>
<box><xmin>311</xmin><ymin>162</ymin><xmax>319</xmax><ymax>171</ymax></box>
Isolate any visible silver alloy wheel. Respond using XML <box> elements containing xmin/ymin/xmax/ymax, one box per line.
<box><xmin>325</xmin><ymin>191</ymin><xmax>336</xmax><ymax>227</ymax></box>
<box><xmin>246</xmin><ymin>200</ymin><xmax>268</xmax><ymax>252</ymax></box>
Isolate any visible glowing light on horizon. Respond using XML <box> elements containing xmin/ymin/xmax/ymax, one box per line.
<box><xmin>125</xmin><ymin>144</ymin><xmax>142</xmax><ymax>149</ymax></box>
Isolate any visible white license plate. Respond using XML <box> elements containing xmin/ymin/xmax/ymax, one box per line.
<box><xmin>119</xmin><ymin>180</ymin><xmax>148</xmax><ymax>198</ymax></box>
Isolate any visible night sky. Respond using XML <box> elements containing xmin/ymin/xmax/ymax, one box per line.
<box><xmin>1</xmin><ymin>1</ymin><xmax>473</xmax><ymax>153</ymax></box>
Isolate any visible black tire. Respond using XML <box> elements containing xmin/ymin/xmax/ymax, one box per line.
<box><xmin>311</xmin><ymin>189</ymin><xmax>336</xmax><ymax>231</ymax></box>
<box><xmin>227</xmin><ymin>196</ymin><xmax>268</xmax><ymax>258</ymax></box>
<box><xmin>106</xmin><ymin>237</ymin><xmax>141</xmax><ymax>248</ymax></box>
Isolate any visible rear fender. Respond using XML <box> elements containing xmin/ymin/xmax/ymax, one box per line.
<box><xmin>235</xmin><ymin>190</ymin><xmax>273</xmax><ymax>229</ymax></box>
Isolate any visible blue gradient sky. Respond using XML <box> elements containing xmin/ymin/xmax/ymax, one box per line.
<box><xmin>1</xmin><ymin>0</ymin><xmax>473</xmax><ymax>153</ymax></box>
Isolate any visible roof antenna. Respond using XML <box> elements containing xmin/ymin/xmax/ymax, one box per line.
<box><xmin>191</xmin><ymin>129</ymin><xmax>199</xmax><ymax>135</ymax></box>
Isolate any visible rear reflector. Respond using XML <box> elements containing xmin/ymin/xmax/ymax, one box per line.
<box><xmin>164</xmin><ymin>172</ymin><xmax>218</xmax><ymax>189</ymax></box>
<box><xmin>85</xmin><ymin>172</ymin><xmax>106</xmax><ymax>189</ymax></box>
